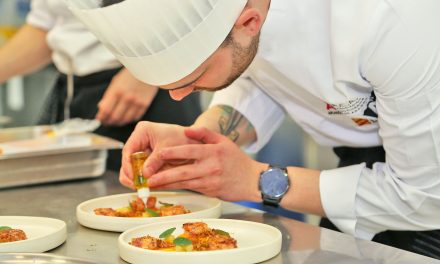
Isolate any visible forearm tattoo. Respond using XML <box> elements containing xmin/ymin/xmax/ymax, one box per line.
<box><xmin>218</xmin><ymin>105</ymin><xmax>246</xmax><ymax>142</ymax></box>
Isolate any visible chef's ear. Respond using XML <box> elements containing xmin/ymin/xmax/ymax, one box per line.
<box><xmin>234</xmin><ymin>7</ymin><xmax>264</xmax><ymax>37</ymax></box>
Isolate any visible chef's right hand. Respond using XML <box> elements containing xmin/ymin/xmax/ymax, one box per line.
<box><xmin>119</xmin><ymin>121</ymin><xmax>201</xmax><ymax>189</ymax></box>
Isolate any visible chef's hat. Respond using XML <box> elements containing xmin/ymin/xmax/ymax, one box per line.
<box><xmin>65</xmin><ymin>0</ymin><xmax>247</xmax><ymax>86</ymax></box>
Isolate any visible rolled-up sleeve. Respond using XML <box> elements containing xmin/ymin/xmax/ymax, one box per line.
<box><xmin>209</xmin><ymin>76</ymin><xmax>285</xmax><ymax>153</ymax></box>
<box><xmin>27</xmin><ymin>0</ymin><xmax>56</xmax><ymax>30</ymax></box>
<box><xmin>321</xmin><ymin>0</ymin><xmax>440</xmax><ymax>240</ymax></box>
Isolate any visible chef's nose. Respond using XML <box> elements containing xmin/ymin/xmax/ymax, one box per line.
<box><xmin>168</xmin><ymin>87</ymin><xmax>195</xmax><ymax>101</ymax></box>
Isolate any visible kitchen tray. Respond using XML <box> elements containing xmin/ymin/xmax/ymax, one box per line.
<box><xmin>0</xmin><ymin>125</ymin><xmax>123</xmax><ymax>189</ymax></box>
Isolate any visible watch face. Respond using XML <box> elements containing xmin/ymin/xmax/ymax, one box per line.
<box><xmin>260</xmin><ymin>168</ymin><xmax>289</xmax><ymax>198</ymax></box>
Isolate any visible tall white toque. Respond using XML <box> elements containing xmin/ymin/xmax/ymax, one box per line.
<box><xmin>65</xmin><ymin>0</ymin><xmax>248</xmax><ymax>86</ymax></box>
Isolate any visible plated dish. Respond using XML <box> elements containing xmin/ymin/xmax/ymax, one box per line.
<box><xmin>0</xmin><ymin>226</ymin><xmax>27</xmax><ymax>243</ymax></box>
<box><xmin>94</xmin><ymin>196</ymin><xmax>190</xmax><ymax>218</ymax></box>
<box><xmin>119</xmin><ymin>219</ymin><xmax>282</xmax><ymax>264</ymax></box>
<box><xmin>130</xmin><ymin>222</ymin><xmax>237</xmax><ymax>252</ymax></box>
<box><xmin>0</xmin><ymin>216</ymin><xmax>66</xmax><ymax>253</ymax></box>
<box><xmin>77</xmin><ymin>192</ymin><xmax>222</xmax><ymax>232</ymax></box>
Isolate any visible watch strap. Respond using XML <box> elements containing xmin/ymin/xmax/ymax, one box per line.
<box><xmin>262</xmin><ymin>195</ymin><xmax>282</xmax><ymax>207</ymax></box>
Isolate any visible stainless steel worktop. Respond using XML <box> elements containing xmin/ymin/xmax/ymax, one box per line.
<box><xmin>1</xmin><ymin>171</ymin><xmax>438</xmax><ymax>264</ymax></box>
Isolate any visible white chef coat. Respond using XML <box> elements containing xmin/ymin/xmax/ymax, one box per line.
<box><xmin>26</xmin><ymin>0</ymin><xmax>121</xmax><ymax>76</ymax></box>
<box><xmin>210</xmin><ymin>0</ymin><xmax>440</xmax><ymax>240</ymax></box>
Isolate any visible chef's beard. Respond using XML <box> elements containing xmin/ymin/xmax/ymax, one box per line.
<box><xmin>195</xmin><ymin>32</ymin><xmax>260</xmax><ymax>92</ymax></box>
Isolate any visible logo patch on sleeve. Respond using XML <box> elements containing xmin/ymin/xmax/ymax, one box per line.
<box><xmin>325</xmin><ymin>92</ymin><xmax>378</xmax><ymax>126</ymax></box>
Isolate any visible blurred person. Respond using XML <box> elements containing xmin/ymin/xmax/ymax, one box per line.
<box><xmin>69</xmin><ymin>0</ymin><xmax>440</xmax><ymax>258</ymax></box>
<box><xmin>0</xmin><ymin>0</ymin><xmax>201</xmax><ymax>171</ymax></box>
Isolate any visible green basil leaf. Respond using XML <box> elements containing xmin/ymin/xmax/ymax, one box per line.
<box><xmin>144</xmin><ymin>208</ymin><xmax>159</xmax><ymax>217</ymax></box>
<box><xmin>159</xmin><ymin>201</ymin><xmax>174</xmax><ymax>207</ymax></box>
<box><xmin>159</xmin><ymin>227</ymin><xmax>176</xmax><ymax>239</ymax></box>
<box><xmin>213</xmin><ymin>229</ymin><xmax>230</xmax><ymax>236</ymax></box>
<box><xmin>0</xmin><ymin>226</ymin><xmax>11</xmax><ymax>231</ymax></box>
<box><xmin>173</xmin><ymin>237</ymin><xmax>192</xmax><ymax>246</ymax></box>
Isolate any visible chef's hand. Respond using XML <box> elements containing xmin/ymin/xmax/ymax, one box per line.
<box><xmin>96</xmin><ymin>68</ymin><xmax>158</xmax><ymax>126</ymax></box>
<box><xmin>147</xmin><ymin>127</ymin><xmax>266</xmax><ymax>202</ymax></box>
<box><xmin>119</xmin><ymin>121</ymin><xmax>202</xmax><ymax>189</ymax></box>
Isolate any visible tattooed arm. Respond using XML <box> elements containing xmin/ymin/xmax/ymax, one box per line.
<box><xmin>193</xmin><ymin>105</ymin><xmax>257</xmax><ymax>146</ymax></box>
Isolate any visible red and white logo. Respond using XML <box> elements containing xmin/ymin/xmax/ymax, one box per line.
<box><xmin>325</xmin><ymin>92</ymin><xmax>378</xmax><ymax>126</ymax></box>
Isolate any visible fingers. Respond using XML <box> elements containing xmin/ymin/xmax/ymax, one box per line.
<box><xmin>122</xmin><ymin>122</ymin><xmax>151</xmax><ymax>154</ymax></box>
<box><xmin>152</xmin><ymin>180</ymin><xmax>206</xmax><ymax>192</ymax></box>
<box><xmin>151</xmin><ymin>177</ymin><xmax>223</xmax><ymax>199</ymax></box>
<box><xmin>184</xmin><ymin>127</ymin><xmax>223</xmax><ymax>144</ymax></box>
<box><xmin>108</xmin><ymin>95</ymin><xmax>137</xmax><ymax>125</ymax></box>
<box><xmin>97</xmin><ymin>68</ymin><xmax>158</xmax><ymax>126</ymax></box>
<box><xmin>122</xmin><ymin>122</ymin><xmax>196</xmax><ymax>182</ymax></box>
<box><xmin>98</xmin><ymin>93</ymin><xmax>149</xmax><ymax>126</ymax></box>
<box><xmin>159</xmin><ymin>144</ymin><xmax>209</xmax><ymax>161</ymax></box>
<box><xmin>157</xmin><ymin>128</ymin><xmax>226</xmax><ymax>161</ymax></box>
<box><xmin>97</xmin><ymin>82</ymin><xmax>153</xmax><ymax>126</ymax></box>
<box><xmin>150</xmin><ymin>176</ymin><xmax>218</xmax><ymax>195</ymax></box>
<box><xmin>121</xmin><ymin>122</ymin><xmax>153</xmax><ymax>180</ymax></box>
<box><xmin>159</xmin><ymin>140</ymin><xmax>225</xmax><ymax>161</ymax></box>
<box><xmin>119</xmin><ymin>167</ymin><xmax>135</xmax><ymax>189</ymax></box>
<box><xmin>148</xmin><ymin>162</ymin><xmax>221</xmax><ymax>187</ymax></box>
<box><xmin>117</xmin><ymin>105</ymin><xmax>139</xmax><ymax>126</ymax></box>
<box><xmin>96</xmin><ymin>90</ymin><xmax>118</xmax><ymax>124</ymax></box>
<box><xmin>132</xmin><ymin>106</ymin><xmax>146</xmax><ymax>124</ymax></box>
<box><xmin>142</xmin><ymin>150</ymin><xmax>167</xmax><ymax>178</ymax></box>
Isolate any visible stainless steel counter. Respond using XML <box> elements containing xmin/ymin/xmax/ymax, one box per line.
<box><xmin>1</xmin><ymin>171</ymin><xmax>438</xmax><ymax>264</ymax></box>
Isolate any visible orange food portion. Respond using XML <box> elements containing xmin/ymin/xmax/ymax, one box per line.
<box><xmin>131</xmin><ymin>235</ymin><xmax>174</xmax><ymax>250</ymax></box>
<box><xmin>130</xmin><ymin>222</ymin><xmax>237</xmax><ymax>251</ymax></box>
<box><xmin>94</xmin><ymin>196</ymin><xmax>190</xmax><ymax>218</ymax></box>
<box><xmin>0</xmin><ymin>229</ymin><xmax>27</xmax><ymax>243</ymax></box>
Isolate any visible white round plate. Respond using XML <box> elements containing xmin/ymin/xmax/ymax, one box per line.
<box><xmin>76</xmin><ymin>192</ymin><xmax>222</xmax><ymax>232</ymax></box>
<box><xmin>0</xmin><ymin>216</ymin><xmax>67</xmax><ymax>253</ymax></box>
<box><xmin>119</xmin><ymin>219</ymin><xmax>282</xmax><ymax>264</ymax></box>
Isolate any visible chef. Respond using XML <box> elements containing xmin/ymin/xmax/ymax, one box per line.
<box><xmin>68</xmin><ymin>0</ymin><xmax>440</xmax><ymax>258</ymax></box>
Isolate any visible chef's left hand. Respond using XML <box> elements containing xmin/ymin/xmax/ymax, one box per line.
<box><xmin>96</xmin><ymin>68</ymin><xmax>158</xmax><ymax>126</ymax></box>
<box><xmin>147</xmin><ymin>127</ymin><xmax>266</xmax><ymax>202</ymax></box>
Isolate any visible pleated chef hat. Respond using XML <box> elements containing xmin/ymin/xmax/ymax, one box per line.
<box><xmin>65</xmin><ymin>0</ymin><xmax>248</xmax><ymax>86</ymax></box>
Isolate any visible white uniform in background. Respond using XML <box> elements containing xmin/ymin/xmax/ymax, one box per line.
<box><xmin>26</xmin><ymin>0</ymin><xmax>121</xmax><ymax>76</ymax></box>
<box><xmin>211</xmin><ymin>0</ymin><xmax>440</xmax><ymax>240</ymax></box>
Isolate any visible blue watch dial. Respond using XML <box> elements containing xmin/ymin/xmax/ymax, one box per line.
<box><xmin>260</xmin><ymin>168</ymin><xmax>289</xmax><ymax>198</ymax></box>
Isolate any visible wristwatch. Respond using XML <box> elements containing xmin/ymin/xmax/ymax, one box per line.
<box><xmin>259</xmin><ymin>165</ymin><xmax>290</xmax><ymax>207</ymax></box>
